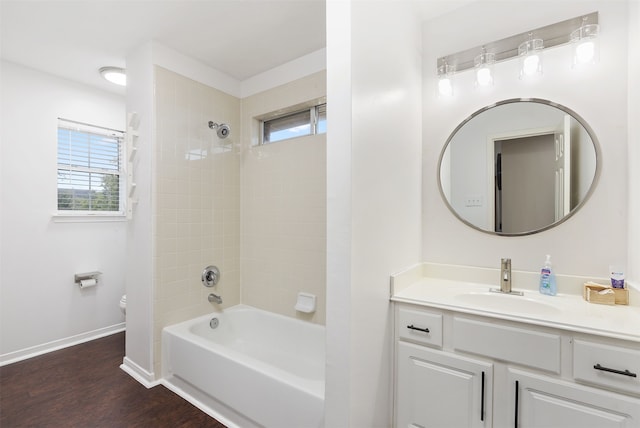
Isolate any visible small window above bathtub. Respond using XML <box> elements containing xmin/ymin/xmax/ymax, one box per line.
<box><xmin>55</xmin><ymin>118</ymin><xmax>126</xmax><ymax>220</ymax></box>
<box><xmin>260</xmin><ymin>101</ymin><xmax>326</xmax><ymax>145</ymax></box>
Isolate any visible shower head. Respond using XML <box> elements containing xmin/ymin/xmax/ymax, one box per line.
<box><xmin>208</xmin><ymin>121</ymin><xmax>231</xmax><ymax>139</ymax></box>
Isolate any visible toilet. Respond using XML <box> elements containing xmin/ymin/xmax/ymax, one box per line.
<box><xmin>119</xmin><ymin>294</ymin><xmax>126</xmax><ymax>316</ymax></box>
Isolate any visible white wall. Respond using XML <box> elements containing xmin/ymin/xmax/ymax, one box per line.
<box><xmin>422</xmin><ymin>1</ymin><xmax>630</xmax><ymax>277</ymax></box>
<box><xmin>241</xmin><ymin>49</ymin><xmax>326</xmax><ymax>98</ymax></box>
<box><xmin>326</xmin><ymin>1</ymin><xmax>423</xmax><ymax>425</ymax></box>
<box><xmin>122</xmin><ymin>42</ymin><xmax>157</xmax><ymax>383</ymax></box>
<box><xmin>0</xmin><ymin>60</ymin><xmax>126</xmax><ymax>363</ymax></box>
<box><xmin>628</xmin><ymin>1</ymin><xmax>639</xmax><ymax>286</ymax></box>
<box><xmin>325</xmin><ymin>1</ymin><xmax>353</xmax><ymax>423</ymax></box>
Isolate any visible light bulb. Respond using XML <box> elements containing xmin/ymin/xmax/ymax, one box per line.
<box><xmin>476</xmin><ymin>67</ymin><xmax>492</xmax><ymax>86</ymax></box>
<box><xmin>437</xmin><ymin>61</ymin><xmax>455</xmax><ymax>97</ymax></box>
<box><xmin>522</xmin><ymin>54</ymin><xmax>540</xmax><ymax>76</ymax></box>
<box><xmin>571</xmin><ymin>20</ymin><xmax>599</xmax><ymax>68</ymax></box>
<box><xmin>518</xmin><ymin>37</ymin><xmax>543</xmax><ymax>79</ymax></box>
<box><xmin>575</xmin><ymin>40</ymin><xmax>595</xmax><ymax>64</ymax></box>
<box><xmin>474</xmin><ymin>48</ymin><xmax>494</xmax><ymax>87</ymax></box>
<box><xmin>438</xmin><ymin>77</ymin><xmax>453</xmax><ymax>97</ymax></box>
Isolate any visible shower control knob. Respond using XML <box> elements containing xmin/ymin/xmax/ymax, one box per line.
<box><xmin>201</xmin><ymin>265</ymin><xmax>220</xmax><ymax>287</ymax></box>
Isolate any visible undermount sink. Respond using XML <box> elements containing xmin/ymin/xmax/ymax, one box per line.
<box><xmin>453</xmin><ymin>291</ymin><xmax>561</xmax><ymax>315</ymax></box>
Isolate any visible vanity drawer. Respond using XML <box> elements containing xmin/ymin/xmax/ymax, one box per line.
<box><xmin>397</xmin><ymin>306</ymin><xmax>443</xmax><ymax>348</ymax></box>
<box><xmin>573</xmin><ymin>339</ymin><xmax>640</xmax><ymax>396</ymax></box>
<box><xmin>453</xmin><ymin>317</ymin><xmax>561</xmax><ymax>373</ymax></box>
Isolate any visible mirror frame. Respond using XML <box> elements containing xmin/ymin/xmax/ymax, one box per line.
<box><xmin>437</xmin><ymin>98</ymin><xmax>602</xmax><ymax>236</ymax></box>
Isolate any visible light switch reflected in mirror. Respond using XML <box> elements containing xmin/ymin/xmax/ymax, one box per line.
<box><xmin>438</xmin><ymin>98</ymin><xmax>600</xmax><ymax>236</ymax></box>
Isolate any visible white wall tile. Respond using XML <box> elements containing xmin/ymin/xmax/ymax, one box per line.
<box><xmin>239</xmin><ymin>82</ymin><xmax>327</xmax><ymax>324</ymax></box>
<box><xmin>152</xmin><ymin>66</ymin><xmax>241</xmax><ymax>374</ymax></box>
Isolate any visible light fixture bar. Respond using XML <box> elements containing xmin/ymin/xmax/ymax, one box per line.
<box><xmin>437</xmin><ymin>12</ymin><xmax>598</xmax><ymax>73</ymax></box>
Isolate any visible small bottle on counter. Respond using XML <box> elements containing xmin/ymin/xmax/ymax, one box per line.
<box><xmin>609</xmin><ymin>265</ymin><xmax>625</xmax><ymax>289</ymax></box>
<box><xmin>539</xmin><ymin>254</ymin><xmax>557</xmax><ymax>296</ymax></box>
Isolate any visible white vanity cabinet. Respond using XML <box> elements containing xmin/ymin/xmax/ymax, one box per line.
<box><xmin>396</xmin><ymin>342</ymin><xmax>492</xmax><ymax>428</ymax></box>
<box><xmin>395</xmin><ymin>305</ymin><xmax>493</xmax><ymax>428</ymax></box>
<box><xmin>393</xmin><ymin>302</ymin><xmax>640</xmax><ymax>428</ymax></box>
<box><xmin>508</xmin><ymin>368</ymin><xmax>640</xmax><ymax>428</ymax></box>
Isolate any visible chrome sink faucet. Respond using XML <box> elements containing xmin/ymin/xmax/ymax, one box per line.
<box><xmin>491</xmin><ymin>258</ymin><xmax>523</xmax><ymax>295</ymax></box>
<box><xmin>501</xmin><ymin>258</ymin><xmax>512</xmax><ymax>293</ymax></box>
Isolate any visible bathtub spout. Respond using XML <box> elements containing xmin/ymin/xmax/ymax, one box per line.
<box><xmin>208</xmin><ymin>293</ymin><xmax>222</xmax><ymax>304</ymax></box>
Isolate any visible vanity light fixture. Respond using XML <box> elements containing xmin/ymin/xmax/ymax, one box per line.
<box><xmin>474</xmin><ymin>47</ymin><xmax>495</xmax><ymax>87</ymax></box>
<box><xmin>437</xmin><ymin>61</ymin><xmax>455</xmax><ymax>97</ymax></box>
<box><xmin>518</xmin><ymin>34</ymin><xmax>544</xmax><ymax>79</ymax></box>
<box><xmin>99</xmin><ymin>66</ymin><xmax>127</xmax><ymax>86</ymax></box>
<box><xmin>436</xmin><ymin>12</ymin><xmax>598</xmax><ymax>92</ymax></box>
<box><xmin>571</xmin><ymin>16</ymin><xmax>599</xmax><ymax>67</ymax></box>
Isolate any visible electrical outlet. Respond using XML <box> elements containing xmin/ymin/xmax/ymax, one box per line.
<box><xmin>465</xmin><ymin>195</ymin><xmax>483</xmax><ymax>207</ymax></box>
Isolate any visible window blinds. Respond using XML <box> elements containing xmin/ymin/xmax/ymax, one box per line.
<box><xmin>57</xmin><ymin>118</ymin><xmax>124</xmax><ymax>213</ymax></box>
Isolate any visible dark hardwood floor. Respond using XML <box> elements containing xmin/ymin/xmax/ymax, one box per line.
<box><xmin>0</xmin><ymin>332</ymin><xmax>226</xmax><ymax>428</ymax></box>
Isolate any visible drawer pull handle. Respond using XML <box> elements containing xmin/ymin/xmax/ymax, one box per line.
<box><xmin>514</xmin><ymin>380</ymin><xmax>519</xmax><ymax>428</ymax></box>
<box><xmin>480</xmin><ymin>371</ymin><xmax>485</xmax><ymax>422</ymax></box>
<box><xmin>406</xmin><ymin>324</ymin><xmax>430</xmax><ymax>334</ymax></box>
<box><xmin>593</xmin><ymin>364</ymin><xmax>637</xmax><ymax>378</ymax></box>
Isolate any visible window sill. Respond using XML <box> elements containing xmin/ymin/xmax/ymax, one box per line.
<box><xmin>52</xmin><ymin>213</ymin><xmax>127</xmax><ymax>223</ymax></box>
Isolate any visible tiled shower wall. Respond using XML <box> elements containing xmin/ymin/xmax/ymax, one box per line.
<box><xmin>153</xmin><ymin>66</ymin><xmax>241</xmax><ymax>374</ymax></box>
<box><xmin>240</xmin><ymin>71</ymin><xmax>327</xmax><ymax>324</ymax></box>
<box><xmin>151</xmin><ymin>68</ymin><xmax>327</xmax><ymax>373</ymax></box>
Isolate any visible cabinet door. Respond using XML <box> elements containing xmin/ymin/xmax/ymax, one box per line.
<box><xmin>509</xmin><ymin>369</ymin><xmax>640</xmax><ymax>428</ymax></box>
<box><xmin>396</xmin><ymin>341</ymin><xmax>492</xmax><ymax>428</ymax></box>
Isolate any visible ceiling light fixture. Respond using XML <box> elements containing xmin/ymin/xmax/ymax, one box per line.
<box><xmin>99</xmin><ymin>66</ymin><xmax>127</xmax><ymax>86</ymax></box>
<box><xmin>571</xmin><ymin>16</ymin><xmax>599</xmax><ymax>67</ymax></box>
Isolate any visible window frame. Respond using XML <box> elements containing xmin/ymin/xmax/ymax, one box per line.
<box><xmin>258</xmin><ymin>100</ymin><xmax>326</xmax><ymax>145</ymax></box>
<box><xmin>55</xmin><ymin>118</ymin><xmax>126</xmax><ymax>220</ymax></box>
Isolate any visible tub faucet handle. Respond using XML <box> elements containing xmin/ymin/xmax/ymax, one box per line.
<box><xmin>202</xmin><ymin>265</ymin><xmax>220</xmax><ymax>287</ymax></box>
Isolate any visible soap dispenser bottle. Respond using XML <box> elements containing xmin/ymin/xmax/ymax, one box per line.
<box><xmin>539</xmin><ymin>254</ymin><xmax>557</xmax><ymax>296</ymax></box>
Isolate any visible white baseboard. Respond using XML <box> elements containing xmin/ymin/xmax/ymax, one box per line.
<box><xmin>0</xmin><ymin>323</ymin><xmax>126</xmax><ymax>367</ymax></box>
<box><xmin>120</xmin><ymin>356</ymin><xmax>160</xmax><ymax>388</ymax></box>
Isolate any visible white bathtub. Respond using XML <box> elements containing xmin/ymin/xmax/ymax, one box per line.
<box><xmin>162</xmin><ymin>305</ymin><xmax>325</xmax><ymax>428</ymax></box>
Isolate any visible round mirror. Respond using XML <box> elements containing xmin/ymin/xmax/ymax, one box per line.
<box><xmin>438</xmin><ymin>98</ymin><xmax>600</xmax><ymax>236</ymax></box>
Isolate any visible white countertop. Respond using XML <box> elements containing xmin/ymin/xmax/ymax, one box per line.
<box><xmin>391</xmin><ymin>264</ymin><xmax>640</xmax><ymax>343</ymax></box>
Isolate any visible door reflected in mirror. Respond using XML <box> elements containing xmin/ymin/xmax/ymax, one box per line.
<box><xmin>438</xmin><ymin>99</ymin><xmax>600</xmax><ymax>236</ymax></box>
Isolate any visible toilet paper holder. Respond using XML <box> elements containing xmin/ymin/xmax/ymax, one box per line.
<box><xmin>74</xmin><ymin>271</ymin><xmax>102</xmax><ymax>287</ymax></box>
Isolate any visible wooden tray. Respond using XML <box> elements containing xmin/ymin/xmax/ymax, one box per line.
<box><xmin>583</xmin><ymin>283</ymin><xmax>629</xmax><ymax>305</ymax></box>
